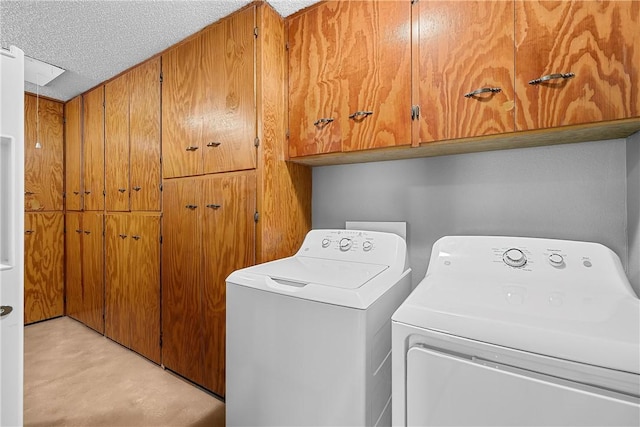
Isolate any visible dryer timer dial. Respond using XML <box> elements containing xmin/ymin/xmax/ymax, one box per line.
<box><xmin>503</xmin><ymin>248</ymin><xmax>527</xmax><ymax>268</ymax></box>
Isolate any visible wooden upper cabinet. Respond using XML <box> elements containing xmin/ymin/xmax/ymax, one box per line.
<box><xmin>515</xmin><ymin>0</ymin><xmax>640</xmax><ymax>130</ymax></box>
<box><xmin>24</xmin><ymin>94</ymin><xmax>64</xmax><ymax>211</ymax></box>
<box><xmin>83</xmin><ymin>86</ymin><xmax>105</xmax><ymax>211</ymax></box>
<box><xmin>130</xmin><ymin>58</ymin><xmax>161</xmax><ymax>211</ymax></box>
<box><xmin>162</xmin><ymin>7</ymin><xmax>256</xmax><ymax>178</ymax></box>
<box><xmin>64</xmin><ymin>96</ymin><xmax>83</xmax><ymax>211</ymax></box>
<box><xmin>417</xmin><ymin>1</ymin><xmax>515</xmax><ymax>143</ymax></box>
<box><xmin>288</xmin><ymin>0</ymin><xmax>412</xmax><ymax>157</ymax></box>
<box><xmin>105</xmin><ymin>73</ymin><xmax>130</xmax><ymax>212</ymax></box>
<box><xmin>105</xmin><ymin>58</ymin><xmax>161</xmax><ymax>211</ymax></box>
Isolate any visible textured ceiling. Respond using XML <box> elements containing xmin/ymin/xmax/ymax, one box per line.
<box><xmin>0</xmin><ymin>0</ymin><xmax>319</xmax><ymax>102</ymax></box>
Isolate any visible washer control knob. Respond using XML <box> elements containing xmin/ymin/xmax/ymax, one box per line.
<box><xmin>503</xmin><ymin>248</ymin><xmax>527</xmax><ymax>268</ymax></box>
<box><xmin>339</xmin><ymin>237</ymin><xmax>352</xmax><ymax>251</ymax></box>
<box><xmin>321</xmin><ymin>238</ymin><xmax>330</xmax><ymax>248</ymax></box>
<box><xmin>548</xmin><ymin>253</ymin><xmax>564</xmax><ymax>267</ymax></box>
<box><xmin>362</xmin><ymin>241</ymin><xmax>373</xmax><ymax>252</ymax></box>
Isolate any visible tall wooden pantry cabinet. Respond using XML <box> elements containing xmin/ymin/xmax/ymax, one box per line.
<box><xmin>161</xmin><ymin>3</ymin><xmax>311</xmax><ymax>397</ymax></box>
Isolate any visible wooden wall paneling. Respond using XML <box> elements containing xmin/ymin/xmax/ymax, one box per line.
<box><xmin>340</xmin><ymin>0</ymin><xmax>412</xmax><ymax>152</ymax></box>
<box><xmin>105</xmin><ymin>214</ymin><xmax>130</xmax><ymax>347</ymax></box>
<box><xmin>257</xmin><ymin>4</ymin><xmax>311</xmax><ymax>264</ymax></box>
<box><xmin>24</xmin><ymin>94</ymin><xmax>64</xmax><ymax>211</ymax></box>
<box><xmin>201</xmin><ymin>171</ymin><xmax>256</xmax><ymax>396</ymax></box>
<box><xmin>105</xmin><ymin>74</ymin><xmax>131</xmax><ymax>212</ymax></box>
<box><xmin>24</xmin><ymin>212</ymin><xmax>64</xmax><ymax>324</ymax></box>
<box><xmin>515</xmin><ymin>0</ymin><xmax>640</xmax><ymax>130</ymax></box>
<box><xmin>130</xmin><ymin>58</ymin><xmax>161</xmax><ymax>211</ymax></box>
<box><xmin>417</xmin><ymin>1</ymin><xmax>515</xmax><ymax>143</ymax></box>
<box><xmin>161</xmin><ymin>178</ymin><xmax>204</xmax><ymax>384</ymax></box>
<box><xmin>128</xmin><ymin>214</ymin><xmax>161</xmax><ymax>364</ymax></box>
<box><xmin>161</xmin><ymin>36</ymin><xmax>205</xmax><ymax>178</ymax></box>
<box><xmin>202</xmin><ymin>7</ymin><xmax>257</xmax><ymax>175</ymax></box>
<box><xmin>287</xmin><ymin>2</ymin><xmax>343</xmax><ymax>157</ymax></box>
<box><xmin>82</xmin><ymin>212</ymin><xmax>104</xmax><ymax>333</ymax></box>
<box><xmin>83</xmin><ymin>86</ymin><xmax>105</xmax><ymax>211</ymax></box>
<box><xmin>64</xmin><ymin>96</ymin><xmax>83</xmax><ymax>211</ymax></box>
<box><xmin>65</xmin><ymin>212</ymin><xmax>83</xmax><ymax>321</ymax></box>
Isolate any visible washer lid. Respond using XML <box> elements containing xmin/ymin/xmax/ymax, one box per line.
<box><xmin>245</xmin><ymin>256</ymin><xmax>388</xmax><ymax>289</ymax></box>
<box><xmin>392</xmin><ymin>276</ymin><xmax>640</xmax><ymax>375</ymax></box>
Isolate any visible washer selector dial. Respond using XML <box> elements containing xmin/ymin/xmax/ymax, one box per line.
<box><xmin>362</xmin><ymin>241</ymin><xmax>373</xmax><ymax>252</ymax></box>
<box><xmin>503</xmin><ymin>248</ymin><xmax>527</xmax><ymax>268</ymax></box>
<box><xmin>339</xmin><ymin>237</ymin><xmax>352</xmax><ymax>251</ymax></box>
<box><xmin>321</xmin><ymin>238</ymin><xmax>330</xmax><ymax>248</ymax></box>
<box><xmin>548</xmin><ymin>253</ymin><xmax>564</xmax><ymax>267</ymax></box>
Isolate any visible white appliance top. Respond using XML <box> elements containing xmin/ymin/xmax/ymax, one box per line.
<box><xmin>392</xmin><ymin>236</ymin><xmax>640</xmax><ymax>374</ymax></box>
<box><xmin>227</xmin><ymin>229</ymin><xmax>410</xmax><ymax>309</ymax></box>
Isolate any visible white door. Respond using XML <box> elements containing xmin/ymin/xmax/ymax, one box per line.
<box><xmin>0</xmin><ymin>45</ymin><xmax>25</xmax><ymax>427</ymax></box>
<box><xmin>406</xmin><ymin>346</ymin><xmax>640</xmax><ymax>426</ymax></box>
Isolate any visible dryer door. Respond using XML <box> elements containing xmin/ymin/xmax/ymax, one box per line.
<box><xmin>406</xmin><ymin>346</ymin><xmax>639</xmax><ymax>426</ymax></box>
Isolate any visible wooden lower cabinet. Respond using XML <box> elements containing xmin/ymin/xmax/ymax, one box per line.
<box><xmin>65</xmin><ymin>212</ymin><xmax>104</xmax><ymax>333</ymax></box>
<box><xmin>105</xmin><ymin>213</ymin><xmax>161</xmax><ymax>364</ymax></box>
<box><xmin>24</xmin><ymin>212</ymin><xmax>64</xmax><ymax>324</ymax></box>
<box><xmin>162</xmin><ymin>171</ymin><xmax>256</xmax><ymax>396</ymax></box>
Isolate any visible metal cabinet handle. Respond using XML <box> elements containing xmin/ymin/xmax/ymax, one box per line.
<box><xmin>528</xmin><ymin>72</ymin><xmax>574</xmax><ymax>85</ymax></box>
<box><xmin>119</xmin><ymin>234</ymin><xmax>127</xmax><ymax>239</ymax></box>
<box><xmin>0</xmin><ymin>306</ymin><xmax>14</xmax><ymax>317</ymax></box>
<box><xmin>75</xmin><ymin>229</ymin><xmax>83</xmax><ymax>233</ymax></box>
<box><xmin>206</xmin><ymin>142</ymin><xmax>221</xmax><ymax>147</ymax></box>
<box><xmin>73</xmin><ymin>191</ymin><xmax>80</xmax><ymax>195</ymax></box>
<box><xmin>313</xmin><ymin>118</ymin><xmax>334</xmax><ymax>127</ymax></box>
<box><xmin>206</xmin><ymin>204</ymin><xmax>221</xmax><ymax>209</ymax></box>
<box><xmin>85</xmin><ymin>191</ymin><xmax>91</xmax><ymax>195</ymax></box>
<box><xmin>185</xmin><ymin>146</ymin><xmax>199</xmax><ymax>151</ymax></box>
<box><xmin>132</xmin><ymin>186</ymin><xmax>141</xmax><ymax>191</ymax></box>
<box><xmin>464</xmin><ymin>87</ymin><xmax>502</xmax><ymax>98</ymax></box>
<box><xmin>118</xmin><ymin>188</ymin><xmax>126</xmax><ymax>193</ymax></box>
<box><xmin>25</xmin><ymin>230</ymin><xmax>34</xmax><ymax>235</ymax></box>
<box><xmin>25</xmin><ymin>191</ymin><xmax>34</xmax><ymax>196</ymax></box>
<box><xmin>185</xmin><ymin>204</ymin><xmax>198</xmax><ymax>210</ymax></box>
<box><xmin>84</xmin><ymin>230</ymin><xmax>91</xmax><ymax>235</ymax></box>
<box><xmin>132</xmin><ymin>235</ymin><xmax>141</xmax><ymax>240</ymax></box>
<box><xmin>348</xmin><ymin>111</ymin><xmax>373</xmax><ymax>120</ymax></box>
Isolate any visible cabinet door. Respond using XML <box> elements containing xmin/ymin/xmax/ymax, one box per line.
<box><xmin>162</xmin><ymin>36</ymin><xmax>205</xmax><ymax>178</ymax></box>
<box><xmin>201</xmin><ymin>7</ymin><xmax>257</xmax><ymax>174</ymax></box>
<box><xmin>130</xmin><ymin>58</ymin><xmax>161</xmax><ymax>211</ymax></box>
<box><xmin>64</xmin><ymin>96</ymin><xmax>83</xmax><ymax>211</ymax></box>
<box><xmin>24</xmin><ymin>95</ymin><xmax>64</xmax><ymax>211</ymax></box>
<box><xmin>288</xmin><ymin>1</ymin><xmax>411</xmax><ymax>156</ymax></box>
<box><xmin>201</xmin><ymin>172</ymin><xmax>256</xmax><ymax>396</ymax></box>
<box><xmin>128</xmin><ymin>214</ymin><xmax>161</xmax><ymax>363</ymax></box>
<box><xmin>515</xmin><ymin>0</ymin><xmax>640</xmax><ymax>130</ymax></box>
<box><xmin>105</xmin><ymin>214</ymin><xmax>130</xmax><ymax>346</ymax></box>
<box><xmin>82</xmin><ymin>212</ymin><xmax>104</xmax><ymax>333</ymax></box>
<box><xmin>83</xmin><ymin>86</ymin><xmax>105</xmax><ymax>211</ymax></box>
<box><xmin>418</xmin><ymin>1</ymin><xmax>515</xmax><ymax>143</ymax></box>
<box><xmin>65</xmin><ymin>213</ymin><xmax>83</xmax><ymax>321</ymax></box>
<box><xmin>162</xmin><ymin>179</ymin><xmax>204</xmax><ymax>384</ymax></box>
<box><xmin>24</xmin><ymin>213</ymin><xmax>64</xmax><ymax>324</ymax></box>
<box><xmin>105</xmin><ymin>73</ymin><xmax>131</xmax><ymax>212</ymax></box>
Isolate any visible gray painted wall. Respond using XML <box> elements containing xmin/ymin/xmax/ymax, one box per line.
<box><xmin>312</xmin><ymin>138</ymin><xmax>635</xmax><ymax>294</ymax></box>
<box><xmin>627</xmin><ymin>131</ymin><xmax>640</xmax><ymax>295</ymax></box>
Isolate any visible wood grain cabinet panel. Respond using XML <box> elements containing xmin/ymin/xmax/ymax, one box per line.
<box><xmin>106</xmin><ymin>213</ymin><xmax>161</xmax><ymax>363</ymax></box>
<box><xmin>417</xmin><ymin>1</ymin><xmax>515</xmax><ymax>143</ymax></box>
<box><xmin>105</xmin><ymin>58</ymin><xmax>161</xmax><ymax>212</ymax></box>
<box><xmin>515</xmin><ymin>0</ymin><xmax>640</xmax><ymax>130</ymax></box>
<box><xmin>288</xmin><ymin>0</ymin><xmax>412</xmax><ymax>156</ymax></box>
<box><xmin>24</xmin><ymin>95</ymin><xmax>64</xmax><ymax>211</ymax></box>
<box><xmin>162</xmin><ymin>7</ymin><xmax>256</xmax><ymax>178</ymax></box>
<box><xmin>82</xmin><ymin>86</ymin><xmax>105</xmax><ymax>211</ymax></box>
<box><xmin>24</xmin><ymin>212</ymin><xmax>64</xmax><ymax>324</ymax></box>
<box><xmin>64</xmin><ymin>96</ymin><xmax>83</xmax><ymax>211</ymax></box>
<box><xmin>66</xmin><ymin>212</ymin><xmax>104</xmax><ymax>333</ymax></box>
<box><xmin>162</xmin><ymin>171</ymin><xmax>256</xmax><ymax>396</ymax></box>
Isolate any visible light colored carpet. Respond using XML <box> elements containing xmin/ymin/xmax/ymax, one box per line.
<box><xmin>24</xmin><ymin>316</ymin><xmax>225</xmax><ymax>427</ymax></box>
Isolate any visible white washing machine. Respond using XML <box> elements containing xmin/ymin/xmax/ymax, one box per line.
<box><xmin>227</xmin><ymin>229</ymin><xmax>411</xmax><ymax>426</ymax></box>
<box><xmin>392</xmin><ymin>236</ymin><xmax>640</xmax><ymax>426</ymax></box>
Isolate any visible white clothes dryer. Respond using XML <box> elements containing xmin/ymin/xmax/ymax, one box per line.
<box><xmin>227</xmin><ymin>229</ymin><xmax>411</xmax><ymax>426</ymax></box>
<box><xmin>392</xmin><ymin>236</ymin><xmax>640</xmax><ymax>426</ymax></box>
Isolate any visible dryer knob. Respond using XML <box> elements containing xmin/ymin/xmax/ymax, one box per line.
<box><xmin>339</xmin><ymin>237</ymin><xmax>352</xmax><ymax>251</ymax></box>
<box><xmin>548</xmin><ymin>253</ymin><xmax>564</xmax><ymax>267</ymax></box>
<box><xmin>321</xmin><ymin>238</ymin><xmax>330</xmax><ymax>248</ymax></box>
<box><xmin>362</xmin><ymin>241</ymin><xmax>373</xmax><ymax>252</ymax></box>
<box><xmin>503</xmin><ymin>248</ymin><xmax>527</xmax><ymax>268</ymax></box>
